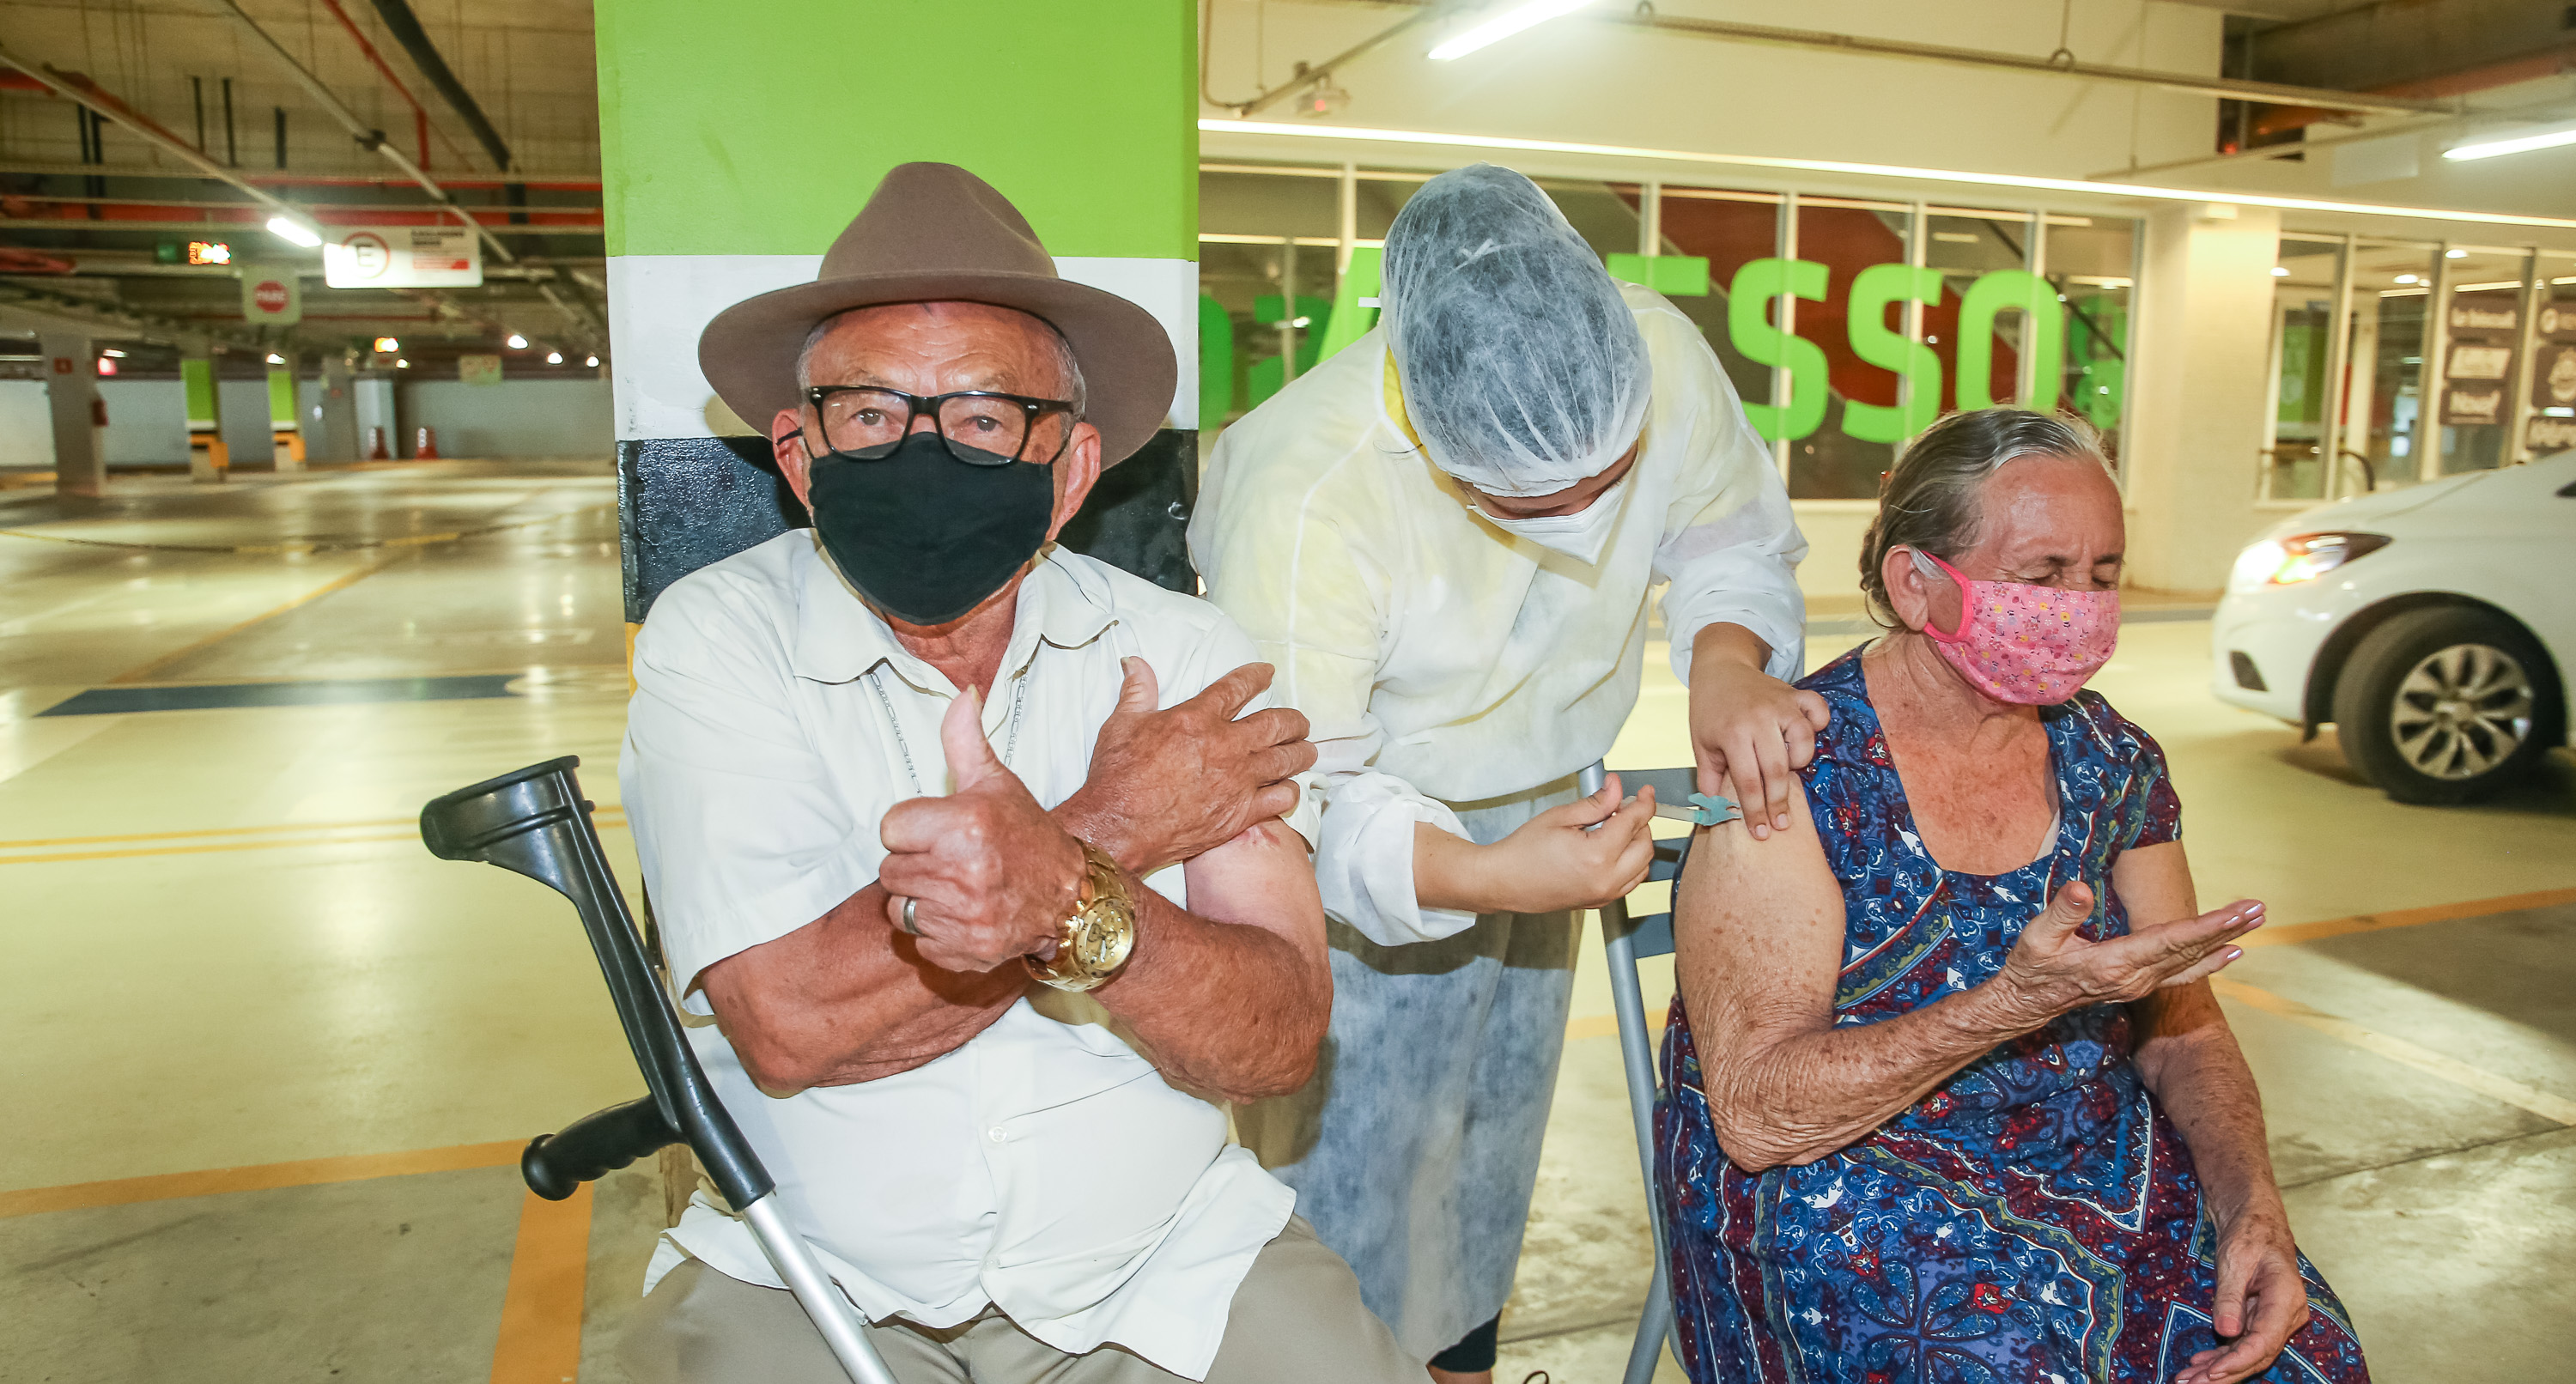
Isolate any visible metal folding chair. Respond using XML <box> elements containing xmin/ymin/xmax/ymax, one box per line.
<box><xmin>419</xmin><ymin>755</ymin><xmax>899</xmax><ymax>1384</ymax></box>
<box><xmin>1577</xmin><ymin>761</ymin><xmax>1703</xmax><ymax>1384</ymax></box>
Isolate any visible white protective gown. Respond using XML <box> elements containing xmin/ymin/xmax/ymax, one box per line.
<box><xmin>1188</xmin><ymin>281</ymin><xmax>1807</xmax><ymax>1359</ymax></box>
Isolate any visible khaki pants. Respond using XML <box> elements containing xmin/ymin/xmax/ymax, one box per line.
<box><xmin>618</xmin><ymin>1216</ymin><xmax>1423</xmax><ymax>1384</ymax></box>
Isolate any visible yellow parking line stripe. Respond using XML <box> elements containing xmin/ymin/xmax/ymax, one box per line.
<box><xmin>0</xmin><ymin>1139</ymin><xmax>526</xmax><ymax>1219</ymax></box>
<box><xmin>2239</xmin><ymin>887</ymin><xmax>2576</xmax><ymax>949</ymax></box>
<box><xmin>489</xmin><ymin>1185</ymin><xmax>596</xmax><ymax>1384</ymax></box>
<box><xmin>0</xmin><ymin>812</ymin><xmax>629</xmax><ymax>865</ymax></box>
<box><xmin>2211</xmin><ymin>977</ymin><xmax>2576</xmax><ymax>1126</ymax></box>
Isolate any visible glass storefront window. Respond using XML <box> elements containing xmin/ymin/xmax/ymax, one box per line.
<box><xmin>2434</xmin><ymin>246</ymin><xmax>2531</xmax><ymax>476</ymax></box>
<box><xmin>2531</xmin><ymin>255</ymin><xmax>2576</xmax><ymax>460</ymax></box>
<box><xmin>1197</xmin><ymin>162</ymin><xmax>2139</xmax><ymax>504</ymax></box>
<box><xmin>2046</xmin><ymin>215</ymin><xmax>2138</xmax><ymax>469</ymax></box>
<box><xmin>2344</xmin><ymin>240</ymin><xmax>2442</xmax><ymax>489</ymax></box>
<box><xmin>2264</xmin><ymin>236</ymin><xmax>2345</xmax><ymax>501</ymax></box>
<box><xmin>1783</xmin><ymin>196</ymin><xmax>1913</xmax><ymax>499</ymax></box>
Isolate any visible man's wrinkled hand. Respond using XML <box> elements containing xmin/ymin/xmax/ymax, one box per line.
<box><xmin>878</xmin><ymin>689</ymin><xmax>1085</xmax><ymax>973</ymax></box>
<box><xmin>1061</xmin><ymin>659</ymin><xmax>1315</xmax><ymax>876</ymax></box>
<box><xmin>1688</xmin><ymin>653</ymin><xmax>1829</xmax><ymax>843</ymax></box>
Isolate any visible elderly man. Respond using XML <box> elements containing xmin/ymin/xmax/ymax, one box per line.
<box><xmin>616</xmin><ymin>163</ymin><xmax>1419</xmax><ymax>1384</ymax></box>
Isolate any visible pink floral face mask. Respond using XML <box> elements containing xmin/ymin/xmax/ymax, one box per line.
<box><xmin>1909</xmin><ymin>549</ymin><xmax>2120</xmax><ymax>704</ymax></box>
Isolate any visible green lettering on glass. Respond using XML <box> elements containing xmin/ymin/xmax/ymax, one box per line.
<box><xmin>1247</xmin><ymin>293</ymin><xmax>1331</xmax><ymax>409</ymax></box>
<box><xmin>1607</xmin><ymin>252</ymin><xmax>1710</xmax><ymax>297</ymax></box>
<box><xmin>1199</xmin><ymin>294</ymin><xmax>1236</xmax><ymax>428</ymax></box>
<box><xmin>1955</xmin><ymin>270</ymin><xmax>2065</xmax><ymax>412</ymax></box>
<box><xmin>1728</xmin><ymin>258</ymin><xmax>1829</xmax><ymax>442</ymax></box>
<box><xmin>1843</xmin><ymin>264</ymin><xmax>1944</xmax><ymax>443</ymax></box>
<box><xmin>1315</xmin><ymin>245</ymin><xmax>1383</xmax><ymax>364</ymax></box>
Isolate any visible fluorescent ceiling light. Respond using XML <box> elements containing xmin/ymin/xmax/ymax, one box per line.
<box><xmin>506</xmin><ymin>333</ymin><xmax>529</xmax><ymax>349</ymax></box>
<box><xmin>264</xmin><ymin>215</ymin><xmax>323</xmax><ymax>247</ymax></box>
<box><xmin>2272</xmin><ymin>266</ymin><xmax>2291</xmax><ymax>276</ymax></box>
<box><xmin>101</xmin><ymin>349</ymin><xmax>126</xmax><ymax>358</ymax></box>
<box><xmin>2445</xmin><ymin>247</ymin><xmax>2468</xmax><ymax>258</ymax></box>
<box><xmin>546</xmin><ymin>351</ymin><xmax>563</xmax><ymax>364</ymax></box>
<box><xmin>2444</xmin><ymin>124</ymin><xmax>2576</xmax><ymax>162</ymax></box>
<box><xmin>1200</xmin><ymin>119</ymin><xmax>2576</xmax><ymax>230</ymax></box>
<box><xmin>2395</xmin><ymin>273</ymin><xmax>2419</xmax><ymax>283</ymax></box>
<box><xmin>1429</xmin><ymin>0</ymin><xmax>1594</xmax><ymax>61</ymax></box>
<box><xmin>266</xmin><ymin>353</ymin><xmax>285</xmax><ymax>364</ymax></box>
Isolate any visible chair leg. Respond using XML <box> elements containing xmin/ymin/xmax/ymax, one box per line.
<box><xmin>1624</xmin><ymin>1268</ymin><xmax>1675</xmax><ymax>1384</ymax></box>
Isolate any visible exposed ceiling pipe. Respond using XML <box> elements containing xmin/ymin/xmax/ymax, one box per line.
<box><xmin>0</xmin><ymin>44</ymin><xmax>313</xmax><ymax>226</ymax></box>
<box><xmin>313</xmin><ymin>0</ymin><xmax>447</xmax><ymax>170</ymax></box>
<box><xmin>200</xmin><ymin>0</ymin><xmax>515</xmax><ymax>261</ymax></box>
<box><xmin>364</xmin><ymin>0</ymin><xmax>513</xmax><ymax>174</ymax></box>
<box><xmin>2249</xmin><ymin>45</ymin><xmax>2576</xmax><ymax>138</ymax></box>
<box><xmin>0</xmin><ymin>161</ymin><xmax>602</xmax><ymax>189</ymax></box>
<box><xmin>1201</xmin><ymin>0</ymin><xmax>1445</xmax><ymax>118</ymax></box>
<box><xmin>1597</xmin><ymin>11</ymin><xmax>2458</xmax><ymax>119</ymax></box>
<box><xmin>197</xmin><ymin>1</ymin><xmax>604</xmax><ymax>349</ymax></box>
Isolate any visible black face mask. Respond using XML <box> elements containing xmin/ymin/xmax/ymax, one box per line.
<box><xmin>805</xmin><ymin>429</ymin><xmax>1057</xmax><ymax>625</ymax></box>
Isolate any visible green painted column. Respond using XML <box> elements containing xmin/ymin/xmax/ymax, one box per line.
<box><xmin>180</xmin><ymin>355</ymin><xmax>228</xmax><ymax>483</ymax></box>
<box><xmin>593</xmin><ymin>0</ymin><xmax>1200</xmax><ymax>622</ymax></box>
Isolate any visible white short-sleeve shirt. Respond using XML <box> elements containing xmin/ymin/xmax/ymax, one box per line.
<box><xmin>619</xmin><ymin>532</ymin><xmax>1313</xmax><ymax>1381</ymax></box>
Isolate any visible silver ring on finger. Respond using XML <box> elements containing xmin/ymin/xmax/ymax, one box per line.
<box><xmin>899</xmin><ymin>895</ymin><xmax>920</xmax><ymax>934</ymax></box>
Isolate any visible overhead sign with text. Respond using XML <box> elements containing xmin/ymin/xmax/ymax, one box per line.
<box><xmin>324</xmin><ymin>225</ymin><xmax>483</xmax><ymax>288</ymax></box>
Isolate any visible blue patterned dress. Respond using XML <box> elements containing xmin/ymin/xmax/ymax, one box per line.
<box><xmin>1652</xmin><ymin>650</ymin><xmax>2369</xmax><ymax>1384</ymax></box>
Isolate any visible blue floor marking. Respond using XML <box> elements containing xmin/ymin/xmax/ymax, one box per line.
<box><xmin>40</xmin><ymin>674</ymin><xmax>522</xmax><ymax>717</ymax></box>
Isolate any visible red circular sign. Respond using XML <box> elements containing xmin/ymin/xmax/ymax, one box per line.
<box><xmin>252</xmin><ymin>279</ymin><xmax>290</xmax><ymax>314</ymax></box>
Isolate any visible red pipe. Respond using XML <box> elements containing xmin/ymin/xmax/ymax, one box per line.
<box><xmin>313</xmin><ymin>0</ymin><xmax>439</xmax><ymax>169</ymax></box>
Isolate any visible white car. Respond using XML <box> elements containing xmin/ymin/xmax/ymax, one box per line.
<box><xmin>2212</xmin><ymin>450</ymin><xmax>2574</xmax><ymax>804</ymax></box>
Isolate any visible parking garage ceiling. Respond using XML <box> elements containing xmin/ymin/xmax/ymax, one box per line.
<box><xmin>0</xmin><ymin>0</ymin><xmax>600</xmax><ymax>367</ymax></box>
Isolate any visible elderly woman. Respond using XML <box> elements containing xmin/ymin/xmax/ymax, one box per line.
<box><xmin>1653</xmin><ymin>410</ymin><xmax>2370</xmax><ymax>1384</ymax></box>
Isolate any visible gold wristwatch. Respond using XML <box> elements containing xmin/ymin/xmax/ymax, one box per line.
<box><xmin>1024</xmin><ymin>840</ymin><xmax>1138</xmax><ymax>992</ymax></box>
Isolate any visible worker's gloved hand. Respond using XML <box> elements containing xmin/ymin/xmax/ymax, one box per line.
<box><xmin>1478</xmin><ymin>773</ymin><xmax>1659</xmax><ymax>914</ymax></box>
<box><xmin>879</xmin><ymin>688</ymin><xmax>1089</xmax><ymax>973</ymax></box>
<box><xmin>1688</xmin><ymin>654</ymin><xmax>1831</xmax><ymax>843</ymax></box>
<box><xmin>1060</xmin><ymin>659</ymin><xmax>1317</xmax><ymax>877</ymax></box>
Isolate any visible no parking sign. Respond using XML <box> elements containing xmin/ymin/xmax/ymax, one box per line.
<box><xmin>240</xmin><ymin>267</ymin><xmax>301</xmax><ymax>325</ymax></box>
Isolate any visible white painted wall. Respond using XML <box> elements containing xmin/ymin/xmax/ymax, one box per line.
<box><xmin>395</xmin><ymin>379</ymin><xmax>614</xmax><ymax>459</ymax></box>
<box><xmin>2125</xmin><ymin>203</ymin><xmax>2286</xmax><ymax>593</ymax></box>
<box><xmin>1201</xmin><ymin>0</ymin><xmax>2222</xmax><ymax>178</ymax></box>
<box><xmin>0</xmin><ymin>379</ymin><xmax>52</xmax><ymax>468</ymax></box>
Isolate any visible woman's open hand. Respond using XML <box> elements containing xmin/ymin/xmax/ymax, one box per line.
<box><xmin>1985</xmin><ymin>882</ymin><xmax>2263</xmax><ymax>1031</ymax></box>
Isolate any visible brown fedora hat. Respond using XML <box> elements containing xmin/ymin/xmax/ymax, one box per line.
<box><xmin>698</xmin><ymin>162</ymin><xmax>1175</xmax><ymax>466</ymax></box>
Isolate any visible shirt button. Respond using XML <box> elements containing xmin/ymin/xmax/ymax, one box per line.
<box><xmin>987</xmin><ymin>1126</ymin><xmax>1007</xmax><ymax>1144</ymax></box>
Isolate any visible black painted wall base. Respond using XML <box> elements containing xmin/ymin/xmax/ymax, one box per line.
<box><xmin>617</xmin><ymin>429</ymin><xmax>1199</xmax><ymax>623</ymax></box>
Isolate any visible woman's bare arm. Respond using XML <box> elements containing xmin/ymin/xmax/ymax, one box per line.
<box><xmin>1674</xmin><ymin>780</ymin><xmax>2046</xmax><ymax>1169</ymax></box>
<box><xmin>1675</xmin><ymin>782</ymin><xmax>2266</xmax><ymax>1172</ymax></box>
<box><xmin>2117</xmin><ymin>842</ymin><xmax>2310</xmax><ymax>1384</ymax></box>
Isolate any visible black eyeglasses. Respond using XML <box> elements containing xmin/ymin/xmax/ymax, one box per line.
<box><xmin>799</xmin><ymin>385</ymin><xmax>1079</xmax><ymax>466</ymax></box>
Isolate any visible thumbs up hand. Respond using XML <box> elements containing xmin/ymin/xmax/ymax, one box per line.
<box><xmin>1988</xmin><ymin>882</ymin><xmax>2264</xmax><ymax>1029</ymax></box>
<box><xmin>878</xmin><ymin>688</ymin><xmax>1088</xmax><ymax>974</ymax></box>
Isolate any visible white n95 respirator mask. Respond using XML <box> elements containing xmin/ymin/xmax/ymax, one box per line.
<box><xmin>1474</xmin><ymin>471</ymin><xmax>1632</xmax><ymax>565</ymax></box>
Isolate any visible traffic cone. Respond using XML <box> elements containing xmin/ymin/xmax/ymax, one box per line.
<box><xmin>415</xmin><ymin>426</ymin><xmax>440</xmax><ymax>460</ymax></box>
<box><xmin>368</xmin><ymin>426</ymin><xmax>390</xmax><ymax>461</ymax></box>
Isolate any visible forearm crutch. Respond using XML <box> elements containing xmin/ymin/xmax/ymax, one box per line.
<box><xmin>420</xmin><ymin>756</ymin><xmax>898</xmax><ymax>1384</ymax></box>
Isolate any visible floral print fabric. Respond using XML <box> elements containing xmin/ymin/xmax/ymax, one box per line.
<box><xmin>1651</xmin><ymin>649</ymin><xmax>2370</xmax><ymax>1384</ymax></box>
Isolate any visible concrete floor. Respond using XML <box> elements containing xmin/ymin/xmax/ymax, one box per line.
<box><xmin>3</xmin><ymin>465</ymin><xmax>2571</xmax><ymax>1384</ymax></box>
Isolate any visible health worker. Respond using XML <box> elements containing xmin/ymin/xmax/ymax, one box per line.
<box><xmin>1188</xmin><ymin>162</ymin><xmax>1828</xmax><ymax>1380</ymax></box>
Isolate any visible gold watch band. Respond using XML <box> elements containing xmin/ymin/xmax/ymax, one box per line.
<box><xmin>1024</xmin><ymin>840</ymin><xmax>1138</xmax><ymax>992</ymax></box>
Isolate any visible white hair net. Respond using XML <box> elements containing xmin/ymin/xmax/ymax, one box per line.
<box><xmin>1381</xmin><ymin>163</ymin><xmax>1650</xmax><ymax>496</ymax></box>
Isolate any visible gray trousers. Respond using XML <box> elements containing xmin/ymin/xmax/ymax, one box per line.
<box><xmin>617</xmin><ymin>1216</ymin><xmax>1420</xmax><ymax>1384</ymax></box>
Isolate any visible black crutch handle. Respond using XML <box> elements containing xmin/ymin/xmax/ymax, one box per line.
<box><xmin>524</xmin><ymin>1096</ymin><xmax>683</xmax><ymax>1201</ymax></box>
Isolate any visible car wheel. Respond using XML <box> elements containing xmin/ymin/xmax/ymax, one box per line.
<box><xmin>2333</xmin><ymin>606</ymin><xmax>2556</xmax><ymax>804</ymax></box>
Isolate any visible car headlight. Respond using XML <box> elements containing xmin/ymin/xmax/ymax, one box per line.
<box><xmin>2239</xmin><ymin>531</ymin><xmax>2391</xmax><ymax>587</ymax></box>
